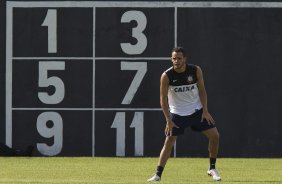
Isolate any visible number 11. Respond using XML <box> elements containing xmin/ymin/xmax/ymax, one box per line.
<box><xmin>111</xmin><ymin>112</ymin><xmax>144</xmax><ymax>156</ymax></box>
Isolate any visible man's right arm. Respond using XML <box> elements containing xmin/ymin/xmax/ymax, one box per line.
<box><xmin>160</xmin><ymin>72</ymin><xmax>170</xmax><ymax>122</ymax></box>
<box><xmin>160</xmin><ymin>73</ymin><xmax>178</xmax><ymax>136</ymax></box>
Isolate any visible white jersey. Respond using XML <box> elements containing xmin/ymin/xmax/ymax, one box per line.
<box><xmin>165</xmin><ymin>64</ymin><xmax>202</xmax><ymax>116</ymax></box>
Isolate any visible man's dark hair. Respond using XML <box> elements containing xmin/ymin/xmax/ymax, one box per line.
<box><xmin>171</xmin><ymin>47</ymin><xmax>187</xmax><ymax>57</ymax></box>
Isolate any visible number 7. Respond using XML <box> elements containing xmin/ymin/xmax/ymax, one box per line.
<box><xmin>120</xmin><ymin>62</ymin><xmax>147</xmax><ymax>104</ymax></box>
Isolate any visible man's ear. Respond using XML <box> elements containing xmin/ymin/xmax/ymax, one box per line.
<box><xmin>184</xmin><ymin>56</ymin><xmax>187</xmax><ymax>63</ymax></box>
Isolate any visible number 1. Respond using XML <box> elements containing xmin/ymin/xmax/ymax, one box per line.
<box><xmin>42</xmin><ymin>9</ymin><xmax>57</xmax><ymax>53</ymax></box>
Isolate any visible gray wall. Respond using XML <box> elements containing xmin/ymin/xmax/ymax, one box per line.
<box><xmin>0</xmin><ymin>1</ymin><xmax>281</xmax><ymax>157</ymax></box>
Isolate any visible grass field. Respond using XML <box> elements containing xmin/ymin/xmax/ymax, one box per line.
<box><xmin>0</xmin><ymin>157</ymin><xmax>281</xmax><ymax>184</ymax></box>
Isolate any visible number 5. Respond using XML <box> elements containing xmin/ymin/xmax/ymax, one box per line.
<box><xmin>38</xmin><ymin>61</ymin><xmax>65</xmax><ymax>104</ymax></box>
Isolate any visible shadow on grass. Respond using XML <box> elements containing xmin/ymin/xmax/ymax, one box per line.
<box><xmin>228</xmin><ymin>181</ymin><xmax>282</xmax><ymax>183</ymax></box>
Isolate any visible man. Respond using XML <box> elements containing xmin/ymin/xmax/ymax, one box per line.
<box><xmin>147</xmin><ymin>47</ymin><xmax>221</xmax><ymax>182</ymax></box>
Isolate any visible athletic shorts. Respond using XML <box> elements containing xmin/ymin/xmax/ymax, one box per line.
<box><xmin>170</xmin><ymin>109</ymin><xmax>216</xmax><ymax>136</ymax></box>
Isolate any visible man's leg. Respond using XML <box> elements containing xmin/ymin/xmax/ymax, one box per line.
<box><xmin>202</xmin><ymin>127</ymin><xmax>221</xmax><ymax>181</ymax></box>
<box><xmin>158</xmin><ymin>136</ymin><xmax>177</xmax><ymax>167</ymax></box>
<box><xmin>202</xmin><ymin>127</ymin><xmax>220</xmax><ymax>159</ymax></box>
<box><xmin>147</xmin><ymin>136</ymin><xmax>177</xmax><ymax>182</ymax></box>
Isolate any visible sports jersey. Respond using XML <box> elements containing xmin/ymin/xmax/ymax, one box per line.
<box><xmin>165</xmin><ymin>64</ymin><xmax>203</xmax><ymax>116</ymax></box>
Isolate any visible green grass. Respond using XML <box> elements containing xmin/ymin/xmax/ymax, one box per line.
<box><xmin>0</xmin><ymin>157</ymin><xmax>281</xmax><ymax>183</ymax></box>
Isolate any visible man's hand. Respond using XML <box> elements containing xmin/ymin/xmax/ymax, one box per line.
<box><xmin>201</xmin><ymin>110</ymin><xmax>215</xmax><ymax>125</ymax></box>
<box><xmin>165</xmin><ymin>120</ymin><xmax>179</xmax><ymax>136</ymax></box>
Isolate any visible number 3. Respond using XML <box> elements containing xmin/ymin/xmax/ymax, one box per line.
<box><xmin>120</xmin><ymin>10</ymin><xmax>147</xmax><ymax>55</ymax></box>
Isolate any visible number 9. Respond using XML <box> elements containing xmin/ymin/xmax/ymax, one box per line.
<box><xmin>36</xmin><ymin>112</ymin><xmax>63</xmax><ymax>156</ymax></box>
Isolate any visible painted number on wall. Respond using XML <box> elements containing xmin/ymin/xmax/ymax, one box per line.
<box><xmin>120</xmin><ymin>10</ymin><xmax>147</xmax><ymax>55</ymax></box>
<box><xmin>110</xmin><ymin>10</ymin><xmax>148</xmax><ymax>156</ymax></box>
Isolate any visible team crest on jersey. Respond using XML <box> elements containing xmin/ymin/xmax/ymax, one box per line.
<box><xmin>187</xmin><ymin>75</ymin><xmax>193</xmax><ymax>83</ymax></box>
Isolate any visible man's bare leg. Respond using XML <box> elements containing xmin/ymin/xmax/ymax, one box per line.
<box><xmin>147</xmin><ymin>136</ymin><xmax>177</xmax><ymax>182</ymax></box>
<box><xmin>202</xmin><ymin>127</ymin><xmax>220</xmax><ymax>159</ymax></box>
<box><xmin>202</xmin><ymin>127</ymin><xmax>221</xmax><ymax>181</ymax></box>
<box><xmin>158</xmin><ymin>136</ymin><xmax>177</xmax><ymax>167</ymax></box>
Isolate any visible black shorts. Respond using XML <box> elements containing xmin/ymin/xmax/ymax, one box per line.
<box><xmin>171</xmin><ymin>109</ymin><xmax>215</xmax><ymax>136</ymax></box>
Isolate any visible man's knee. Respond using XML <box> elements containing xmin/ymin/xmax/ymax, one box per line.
<box><xmin>210</xmin><ymin>131</ymin><xmax>220</xmax><ymax>142</ymax></box>
<box><xmin>164</xmin><ymin>136</ymin><xmax>176</xmax><ymax>148</ymax></box>
<box><xmin>205</xmin><ymin>128</ymin><xmax>220</xmax><ymax>142</ymax></box>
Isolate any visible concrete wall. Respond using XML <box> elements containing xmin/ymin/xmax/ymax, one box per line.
<box><xmin>0</xmin><ymin>1</ymin><xmax>281</xmax><ymax>157</ymax></box>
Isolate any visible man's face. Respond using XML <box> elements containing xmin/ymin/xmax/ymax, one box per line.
<box><xmin>171</xmin><ymin>51</ymin><xmax>186</xmax><ymax>70</ymax></box>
